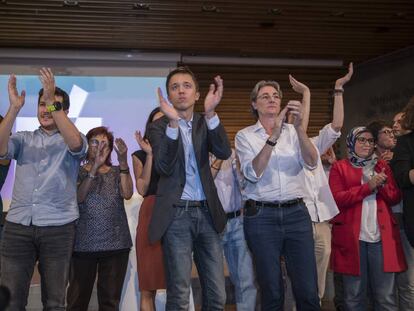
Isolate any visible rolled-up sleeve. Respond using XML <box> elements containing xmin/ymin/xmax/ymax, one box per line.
<box><xmin>0</xmin><ymin>133</ymin><xmax>24</xmax><ymax>160</ymax></box>
<box><xmin>68</xmin><ymin>133</ymin><xmax>88</xmax><ymax>159</ymax></box>
<box><xmin>235</xmin><ymin>131</ymin><xmax>262</xmax><ymax>183</ymax></box>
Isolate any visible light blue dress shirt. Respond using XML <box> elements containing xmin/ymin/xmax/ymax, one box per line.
<box><xmin>166</xmin><ymin>114</ymin><xmax>220</xmax><ymax>201</ymax></box>
<box><xmin>1</xmin><ymin>127</ymin><xmax>87</xmax><ymax>226</ymax></box>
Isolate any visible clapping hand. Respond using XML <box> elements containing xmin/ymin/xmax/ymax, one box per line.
<box><xmin>335</xmin><ymin>63</ymin><xmax>353</xmax><ymax>90</ymax></box>
<box><xmin>114</xmin><ymin>138</ymin><xmax>128</xmax><ymax>165</ymax></box>
<box><xmin>204</xmin><ymin>76</ymin><xmax>223</xmax><ymax>119</ymax></box>
<box><xmin>135</xmin><ymin>131</ymin><xmax>152</xmax><ymax>155</ymax></box>
<box><xmin>289</xmin><ymin>75</ymin><xmax>310</xmax><ymax>94</ymax></box>
<box><xmin>39</xmin><ymin>68</ymin><xmax>56</xmax><ymax>105</ymax></box>
<box><xmin>8</xmin><ymin>75</ymin><xmax>26</xmax><ymax>111</ymax></box>
<box><xmin>157</xmin><ymin>88</ymin><xmax>179</xmax><ymax>122</ymax></box>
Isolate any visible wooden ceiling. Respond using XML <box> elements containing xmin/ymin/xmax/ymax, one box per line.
<box><xmin>0</xmin><ymin>0</ymin><xmax>413</xmax><ymax>63</ymax></box>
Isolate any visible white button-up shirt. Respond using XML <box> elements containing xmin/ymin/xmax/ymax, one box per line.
<box><xmin>235</xmin><ymin>121</ymin><xmax>314</xmax><ymax>202</ymax></box>
<box><xmin>301</xmin><ymin>124</ymin><xmax>340</xmax><ymax>222</ymax></box>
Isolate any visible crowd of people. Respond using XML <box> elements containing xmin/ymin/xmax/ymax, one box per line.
<box><xmin>0</xmin><ymin>64</ymin><xmax>413</xmax><ymax>311</ymax></box>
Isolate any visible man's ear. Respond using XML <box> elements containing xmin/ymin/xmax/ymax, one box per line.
<box><xmin>195</xmin><ymin>91</ymin><xmax>200</xmax><ymax>101</ymax></box>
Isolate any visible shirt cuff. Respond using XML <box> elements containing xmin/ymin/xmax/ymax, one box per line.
<box><xmin>206</xmin><ymin>114</ymin><xmax>220</xmax><ymax>130</ymax></box>
<box><xmin>68</xmin><ymin>134</ymin><xmax>88</xmax><ymax>157</ymax></box>
<box><xmin>243</xmin><ymin>162</ymin><xmax>262</xmax><ymax>183</ymax></box>
<box><xmin>166</xmin><ymin>126</ymin><xmax>179</xmax><ymax>140</ymax></box>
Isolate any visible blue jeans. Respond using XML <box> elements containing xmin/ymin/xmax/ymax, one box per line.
<box><xmin>395</xmin><ymin>228</ymin><xmax>414</xmax><ymax>311</ymax></box>
<box><xmin>221</xmin><ymin>215</ymin><xmax>257</xmax><ymax>311</ymax></box>
<box><xmin>162</xmin><ymin>204</ymin><xmax>226</xmax><ymax>311</ymax></box>
<box><xmin>0</xmin><ymin>220</ymin><xmax>75</xmax><ymax>311</ymax></box>
<box><xmin>343</xmin><ymin>241</ymin><xmax>397</xmax><ymax>311</ymax></box>
<box><xmin>244</xmin><ymin>201</ymin><xmax>320</xmax><ymax>311</ymax></box>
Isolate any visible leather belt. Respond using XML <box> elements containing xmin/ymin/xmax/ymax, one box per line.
<box><xmin>174</xmin><ymin>199</ymin><xmax>207</xmax><ymax>208</ymax></box>
<box><xmin>246</xmin><ymin>198</ymin><xmax>303</xmax><ymax>208</ymax></box>
<box><xmin>226</xmin><ymin>210</ymin><xmax>241</xmax><ymax>219</ymax></box>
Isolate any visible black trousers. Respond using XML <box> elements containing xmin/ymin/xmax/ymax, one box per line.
<box><xmin>66</xmin><ymin>251</ymin><xmax>129</xmax><ymax>311</ymax></box>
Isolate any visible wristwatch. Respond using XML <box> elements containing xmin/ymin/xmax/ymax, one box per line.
<box><xmin>266</xmin><ymin>138</ymin><xmax>277</xmax><ymax>147</ymax></box>
<box><xmin>46</xmin><ymin>101</ymin><xmax>63</xmax><ymax>113</ymax></box>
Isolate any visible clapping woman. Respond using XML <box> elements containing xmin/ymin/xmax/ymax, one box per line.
<box><xmin>67</xmin><ymin>126</ymin><xmax>133</xmax><ymax>311</ymax></box>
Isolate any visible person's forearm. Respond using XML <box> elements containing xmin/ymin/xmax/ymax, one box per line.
<box><xmin>296</xmin><ymin>125</ymin><xmax>318</xmax><ymax>167</ymax></box>
<box><xmin>134</xmin><ymin>155</ymin><xmax>152</xmax><ymax>195</ymax></box>
<box><xmin>0</xmin><ymin>106</ymin><xmax>19</xmax><ymax>156</ymax></box>
<box><xmin>301</xmin><ymin>90</ymin><xmax>311</xmax><ymax>131</ymax></box>
<box><xmin>252</xmin><ymin>143</ymin><xmax>274</xmax><ymax>177</ymax></box>
<box><xmin>77</xmin><ymin>165</ymin><xmax>98</xmax><ymax>203</ymax></box>
<box><xmin>120</xmin><ymin>172</ymin><xmax>133</xmax><ymax>200</ymax></box>
<box><xmin>51</xmin><ymin>111</ymin><xmax>83</xmax><ymax>152</ymax></box>
<box><xmin>210</xmin><ymin>159</ymin><xmax>223</xmax><ymax>179</ymax></box>
<box><xmin>331</xmin><ymin>89</ymin><xmax>344</xmax><ymax>132</ymax></box>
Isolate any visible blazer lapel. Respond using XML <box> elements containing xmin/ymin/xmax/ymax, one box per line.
<box><xmin>192</xmin><ymin>113</ymin><xmax>202</xmax><ymax>166</ymax></box>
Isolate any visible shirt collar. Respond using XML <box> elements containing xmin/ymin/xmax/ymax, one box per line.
<box><xmin>38</xmin><ymin>126</ymin><xmax>59</xmax><ymax>136</ymax></box>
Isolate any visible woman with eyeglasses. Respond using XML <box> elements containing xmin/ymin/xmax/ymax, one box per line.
<box><xmin>329</xmin><ymin>126</ymin><xmax>406</xmax><ymax>311</ymax></box>
<box><xmin>67</xmin><ymin>126</ymin><xmax>133</xmax><ymax>311</ymax></box>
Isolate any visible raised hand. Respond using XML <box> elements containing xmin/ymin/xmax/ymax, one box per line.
<box><xmin>289</xmin><ymin>75</ymin><xmax>310</xmax><ymax>94</ymax></box>
<box><xmin>285</xmin><ymin>100</ymin><xmax>304</xmax><ymax>129</ymax></box>
<box><xmin>114</xmin><ymin>137</ymin><xmax>128</xmax><ymax>165</ymax></box>
<box><xmin>135</xmin><ymin>130</ymin><xmax>152</xmax><ymax>155</ymax></box>
<box><xmin>271</xmin><ymin>105</ymin><xmax>289</xmax><ymax>140</ymax></box>
<box><xmin>158</xmin><ymin>88</ymin><xmax>179</xmax><ymax>122</ymax></box>
<box><xmin>8</xmin><ymin>75</ymin><xmax>26</xmax><ymax>111</ymax></box>
<box><xmin>39</xmin><ymin>67</ymin><xmax>56</xmax><ymax>104</ymax></box>
<box><xmin>204</xmin><ymin>75</ymin><xmax>223</xmax><ymax>118</ymax></box>
<box><xmin>92</xmin><ymin>142</ymin><xmax>110</xmax><ymax>169</ymax></box>
<box><xmin>335</xmin><ymin>62</ymin><xmax>353</xmax><ymax>89</ymax></box>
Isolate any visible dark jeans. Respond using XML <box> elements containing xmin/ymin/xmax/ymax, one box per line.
<box><xmin>0</xmin><ymin>220</ymin><xmax>75</xmax><ymax>311</ymax></box>
<box><xmin>244</xmin><ymin>201</ymin><xmax>320</xmax><ymax>311</ymax></box>
<box><xmin>162</xmin><ymin>204</ymin><xmax>226</xmax><ymax>311</ymax></box>
<box><xmin>66</xmin><ymin>251</ymin><xmax>130</xmax><ymax>311</ymax></box>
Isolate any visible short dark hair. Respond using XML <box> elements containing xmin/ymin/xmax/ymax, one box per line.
<box><xmin>165</xmin><ymin>66</ymin><xmax>199</xmax><ymax>96</ymax></box>
<box><xmin>401</xmin><ymin>96</ymin><xmax>414</xmax><ymax>131</ymax></box>
<box><xmin>86</xmin><ymin>126</ymin><xmax>114</xmax><ymax>166</ymax></box>
<box><xmin>144</xmin><ymin>107</ymin><xmax>161</xmax><ymax>140</ymax></box>
<box><xmin>366</xmin><ymin>120</ymin><xmax>392</xmax><ymax>142</ymax></box>
<box><xmin>38</xmin><ymin>87</ymin><xmax>70</xmax><ymax>110</ymax></box>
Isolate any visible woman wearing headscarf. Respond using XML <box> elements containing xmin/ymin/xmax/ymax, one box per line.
<box><xmin>329</xmin><ymin>126</ymin><xmax>406</xmax><ymax>311</ymax></box>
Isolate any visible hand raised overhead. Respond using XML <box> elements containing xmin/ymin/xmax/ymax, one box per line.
<box><xmin>289</xmin><ymin>75</ymin><xmax>310</xmax><ymax>94</ymax></box>
<box><xmin>39</xmin><ymin>67</ymin><xmax>56</xmax><ymax>104</ymax></box>
<box><xmin>335</xmin><ymin>62</ymin><xmax>353</xmax><ymax>89</ymax></box>
<box><xmin>8</xmin><ymin>75</ymin><xmax>26</xmax><ymax>111</ymax></box>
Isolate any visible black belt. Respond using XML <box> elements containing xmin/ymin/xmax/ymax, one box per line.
<box><xmin>246</xmin><ymin>198</ymin><xmax>303</xmax><ymax>208</ymax></box>
<box><xmin>226</xmin><ymin>210</ymin><xmax>241</xmax><ymax>219</ymax></box>
<box><xmin>174</xmin><ymin>199</ymin><xmax>207</xmax><ymax>208</ymax></box>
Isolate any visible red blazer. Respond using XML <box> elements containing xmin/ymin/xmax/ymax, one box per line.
<box><xmin>329</xmin><ymin>159</ymin><xmax>406</xmax><ymax>275</ymax></box>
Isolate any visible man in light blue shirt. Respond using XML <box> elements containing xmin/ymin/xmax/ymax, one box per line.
<box><xmin>0</xmin><ymin>68</ymin><xmax>87</xmax><ymax>310</ymax></box>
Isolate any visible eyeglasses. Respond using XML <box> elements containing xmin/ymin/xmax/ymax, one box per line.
<box><xmin>257</xmin><ymin>94</ymin><xmax>280</xmax><ymax>102</ymax></box>
<box><xmin>379</xmin><ymin>129</ymin><xmax>394</xmax><ymax>136</ymax></box>
<box><xmin>89</xmin><ymin>139</ymin><xmax>99</xmax><ymax>147</ymax></box>
<box><xmin>356</xmin><ymin>137</ymin><xmax>375</xmax><ymax>145</ymax></box>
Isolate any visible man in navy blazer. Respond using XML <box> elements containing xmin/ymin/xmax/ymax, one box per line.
<box><xmin>147</xmin><ymin>66</ymin><xmax>231</xmax><ymax>310</ymax></box>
